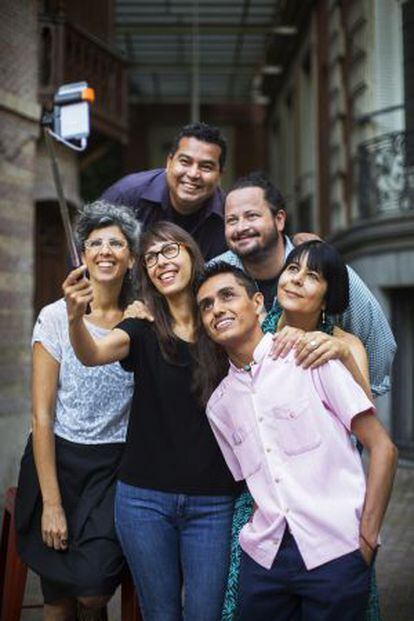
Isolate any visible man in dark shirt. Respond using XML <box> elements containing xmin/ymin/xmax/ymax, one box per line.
<box><xmin>102</xmin><ymin>122</ymin><xmax>227</xmax><ymax>261</ymax></box>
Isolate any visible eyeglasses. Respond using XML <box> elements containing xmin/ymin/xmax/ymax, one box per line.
<box><xmin>84</xmin><ymin>238</ymin><xmax>128</xmax><ymax>252</ymax></box>
<box><xmin>143</xmin><ymin>242</ymin><xmax>182</xmax><ymax>268</ymax></box>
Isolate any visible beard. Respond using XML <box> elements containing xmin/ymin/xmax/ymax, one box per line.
<box><xmin>231</xmin><ymin>227</ymin><xmax>280</xmax><ymax>263</ymax></box>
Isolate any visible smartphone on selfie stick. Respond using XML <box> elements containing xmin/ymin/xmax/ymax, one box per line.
<box><xmin>41</xmin><ymin>82</ymin><xmax>95</xmax><ymax>311</ymax></box>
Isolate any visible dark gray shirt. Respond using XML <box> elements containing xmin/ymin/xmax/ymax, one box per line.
<box><xmin>102</xmin><ymin>169</ymin><xmax>227</xmax><ymax>261</ymax></box>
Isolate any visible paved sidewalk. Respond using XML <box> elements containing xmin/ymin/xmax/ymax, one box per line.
<box><xmin>376</xmin><ymin>463</ymin><xmax>414</xmax><ymax>621</ymax></box>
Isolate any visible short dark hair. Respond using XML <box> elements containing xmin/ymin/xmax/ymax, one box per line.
<box><xmin>193</xmin><ymin>262</ymin><xmax>261</xmax><ymax>406</ymax></box>
<box><xmin>195</xmin><ymin>262</ymin><xmax>258</xmax><ymax>299</ymax></box>
<box><xmin>169</xmin><ymin>122</ymin><xmax>227</xmax><ymax>171</ymax></box>
<box><xmin>282</xmin><ymin>241</ymin><xmax>349</xmax><ymax>315</ymax></box>
<box><xmin>228</xmin><ymin>171</ymin><xmax>286</xmax><ymax>216</ymax></box>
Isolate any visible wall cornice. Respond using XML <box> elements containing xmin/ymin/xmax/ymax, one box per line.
<box><xmin>329</xmin><ymin>213</ymin><xmax>414</xmax><ymax>260</ymax></box>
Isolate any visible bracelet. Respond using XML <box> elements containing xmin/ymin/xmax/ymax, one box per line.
<box><xmin>359</xmin><ymin>532</ymin><xmax>378</xmax><ymax>553</ymax></box>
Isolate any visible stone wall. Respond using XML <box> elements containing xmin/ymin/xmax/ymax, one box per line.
<box><xmin>0</xmin><ymin>0</ymin><xmax>40</xmax><ymax>498</ymax></box>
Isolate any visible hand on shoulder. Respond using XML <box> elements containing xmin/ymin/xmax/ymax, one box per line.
<box><xmin>123</xmin><ymin>300</ymin><xmax>154</xmax><ymax>322</ymax></box>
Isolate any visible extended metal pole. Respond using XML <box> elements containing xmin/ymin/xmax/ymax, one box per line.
<box><xmin>43</xmin><ymin>127</ymin><xmax>81</xmax><ymax>268</ymax></box>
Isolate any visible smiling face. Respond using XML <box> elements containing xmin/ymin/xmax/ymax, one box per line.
<box><xmin>277</xmin><ymin>254</ymin><xmax>328</xmax><ymax>319</ymax></box>
<box><xmin>82</xmin><ymin>225</ymin><xmax>134</xmax><ymax>284</ymax></box>
<box><xmin>197</xmin><ymin>272</ymin><xmax>263</xmax><ymax>351</ymax></box>
<box><xmin>166</xmin><ymin>137</ymin><xmax>222</xmax><ymax>214</ymax></box>
<box><xmin>225</xmin><ymin>186</ymin><xmax>286</xmax><ymax>260</ymax></box>
<box><xmin>144</xmin><ymin>237</ymin><xmax>193</xmax><ymax>298</ymax></box>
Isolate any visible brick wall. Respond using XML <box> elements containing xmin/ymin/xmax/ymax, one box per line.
<box><xmin>0</xmin><ymin>0</ymin><xmax>40</xmax><ymax>496</ymax></box>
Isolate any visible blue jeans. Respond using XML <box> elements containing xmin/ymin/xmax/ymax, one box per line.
<box><xmin>115</xmin><ymin>482</ymin><xmax>235</xmax><ymax>621</ymax></box>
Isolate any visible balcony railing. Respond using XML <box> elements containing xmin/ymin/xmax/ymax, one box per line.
<box><xmin>358</xmin><ymin>130</ymin><xmax>414</xmax><ymax>219</ymax></box>
<box><xmin>39</xmin><ymin>14</ymin><xmax>128</xmax><ymax>143</ymax></box>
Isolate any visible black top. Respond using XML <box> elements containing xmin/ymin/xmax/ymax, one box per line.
<box><xmin>102</xmin><ymin>169</ymin><xmax>227</xmax><ymax>261</ymax></box>
<box><xmin>256</xmin><ymin>276</ymin><xmax>278</xmax><ymax>312</ymax></box>
<box><xmin>117</xmin><ymin>318</ymin><xmax>239</xmax><ymax>495</ymax></box>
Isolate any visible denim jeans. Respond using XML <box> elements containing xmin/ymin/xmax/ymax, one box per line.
<box><xmin>115</xmin><ymin>481</ymin><xmax>235</xmax><ymax>621</ymax></box>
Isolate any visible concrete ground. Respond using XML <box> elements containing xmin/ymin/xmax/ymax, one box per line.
<box><xmin>18</xmin><ymin>464</ymin><xmax>414</xmax><ymax>620</ymax></box>
<box><xmin>376</xmin><ymin>463</ymin><xmax>414</xmax><ymax>621</ymax></box>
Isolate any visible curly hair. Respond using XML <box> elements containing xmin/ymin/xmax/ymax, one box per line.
<box><xmin>75</xmin><ymin>200</ymin><xmax>141</xmax><ymax>255</ymax></box>
<box><xmin>75</xmin><ymin>201</ymin><xmax>141</xmax><ymax>309</ymax></box>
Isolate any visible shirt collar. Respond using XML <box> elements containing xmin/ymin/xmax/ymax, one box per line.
<box><xmin>140</xmin><ymin>169</ymin><xmax>224</xmax><ymax>219</ymax></box>
<box><xmin>140</xmin><ymin>170</ymin><xmax>169</xmax><ymax>211</ymax></box>
<box><xmin>228</xmin><ymin>333</ymin><xmax>273</xmax><ymax>374</ymax></box>
<box><xmin>284</xmin><ymin>235</ymin><xmax>294</xmax><ymax>260</ymax></box>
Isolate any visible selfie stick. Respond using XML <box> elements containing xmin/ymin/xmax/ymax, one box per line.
<box><xmin>41</xmin><ymin>82</ymin><xmax>95</xmax><ymax>269</ymax></box>
<box><xmin>43</xmin><ymin>128</ymin><xmax>82</xmax><ymax>266</ymax></box>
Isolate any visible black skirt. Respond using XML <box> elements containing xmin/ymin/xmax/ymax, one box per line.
<box><xmin>15</xmin><ymin>434</ymin><xmax>126</xmax><ymax>604</ymax></box>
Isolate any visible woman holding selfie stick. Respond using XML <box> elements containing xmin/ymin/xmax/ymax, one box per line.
<box><xmin>15</xmin><ymin>202</ymin><xmax>139</xmax><ymax>620</ymax></box>
<box><xmin>63</xmin><ymin>221</ymin><xmax>240</xmax><ymax>621</ymax></box>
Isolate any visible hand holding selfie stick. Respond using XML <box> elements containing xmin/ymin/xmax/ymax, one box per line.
<box><xmin>41</xmin><ymin>82</ymin><xmax>95</xmax><ymax>313</ymax></box>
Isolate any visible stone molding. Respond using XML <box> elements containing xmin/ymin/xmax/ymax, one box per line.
<box><xmin>0</xmin><ymin>89</ymin><xmax>41</xmax><ymax>123</ymax></box>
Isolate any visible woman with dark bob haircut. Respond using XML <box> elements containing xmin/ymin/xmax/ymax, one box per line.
<box><xmin>63</xmin><ymin>221</ymin><xmax>240</xmax><ymax>621</ymax></box>
<box><xmin>15</xmin><ymin>202</ymin><xmax>140</xmax><ymax>620</ymax></box>
<box><xmin>284</xmin><ymin>239</ymin><xmax>350</xmax><ymax>315</ymax></box>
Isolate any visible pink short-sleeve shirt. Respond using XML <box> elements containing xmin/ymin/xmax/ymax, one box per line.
<box><xmin>206</xmin><ymin>333</ymin><xmax>375</xmax><ymax>570</ymax></box>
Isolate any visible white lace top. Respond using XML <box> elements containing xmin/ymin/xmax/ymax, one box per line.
<box><xmin>32</xmin><ymin>299</ymin><xmax>133</xmax><ymax>444</ymax></box>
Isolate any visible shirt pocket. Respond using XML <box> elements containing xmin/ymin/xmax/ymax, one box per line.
<box><xmin>268</xmin><ymin>398</ymin><xmax>322</xmax><ymax>457</ymax></box>
<box><xmin>231</xmin><ymin>426</ymin><xmax>262</xmax><ymax>478</ymax></box>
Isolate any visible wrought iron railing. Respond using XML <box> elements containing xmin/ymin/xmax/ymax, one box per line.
<box><xmin>38</xmin><ymin>14</ymin><xmax>128</xmax><ymax>143</ymax></box>
<box><xmin>358</xmin><ymin>130</ymin><xmax>414</xmax><ymax>219</ymax></box>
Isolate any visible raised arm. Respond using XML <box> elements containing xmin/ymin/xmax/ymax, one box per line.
<box><xmin>63</xmin><ymin>266</ymin><xmax>130</xmax><ymax>366</ymax></box>
<box><xmin>31</xmin><ymin>343</ymin><xmax>68</xmax><ymax>550</ymax></box>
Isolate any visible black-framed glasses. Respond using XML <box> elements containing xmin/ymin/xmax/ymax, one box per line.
<box><xmin>143</xmin><ymin>242</ymin><xmax>182</xmax><ymax>268</ymax></box>
<box><xmin>84</xmin><ymin>238</ymin><xmax>128</xmax><ymax>252</ymax></box>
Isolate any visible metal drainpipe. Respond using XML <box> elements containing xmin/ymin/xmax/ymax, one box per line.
<box><xmin>191</xmin><ymin>0</ymin><xmax>200</xmax><ymax>122</ymax></box>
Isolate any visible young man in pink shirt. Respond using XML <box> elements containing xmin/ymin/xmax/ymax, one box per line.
<box><xmin>195</xmin><ymin>259</ymin><xmax>397</xmax><ymax>621</ymax></box>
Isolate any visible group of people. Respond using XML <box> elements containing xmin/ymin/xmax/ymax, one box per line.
<box><xmin>15</xmin><ymin>122</ymin><xmax>398</xmax><ymax>621</ymax></box>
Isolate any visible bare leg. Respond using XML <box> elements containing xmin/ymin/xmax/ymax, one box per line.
<box><xmin>43</xmin><ymin>598</ymin><xmax>77</xmax><ymax>621</ymax></box>
<box><xmin>77</xmin><ymin>595</ymin><xmax>111</xmax><ymax>609</ymax></box>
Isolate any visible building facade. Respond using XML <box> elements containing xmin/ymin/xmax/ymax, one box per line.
<box><xmin>267</xmin><ymin>0</ymin><xmax>414</xmax><ymax>458</ymax></box>
<box><xmin>0</xmin><ymin>0</ymin><xmax>128</xmax><ymax>499</ymax></box>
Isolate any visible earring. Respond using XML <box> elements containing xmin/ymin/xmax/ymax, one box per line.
<box><xmin>321</xmin><ymin>309</ymin><xmax>326</xmax><ymax>327</ymax></box>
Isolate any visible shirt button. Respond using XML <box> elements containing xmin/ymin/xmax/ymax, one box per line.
<box><xmin>258</xmin><ymin>416</ymin><xmax>264</xmax><ymax>422</ymax></box>
<box><xmin>275</xmin><ymin>477</ymin><xmax>281</xmax><ymax>483</ymax></box>
<box><xmin>273</xmin><ymin>538</ymin><xmax>279</xmax><ymax>544</ymax></box>
<box><xmin>266</xmin><ymin>447</ymin><xmax>272</xmax><ymax>453</ymax></box>
<box><xmin>285</xmin><ymin>508</ymin><xmax>290</xmax><ymax>514</ymax></box>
